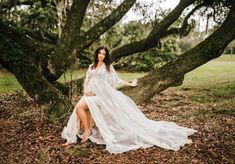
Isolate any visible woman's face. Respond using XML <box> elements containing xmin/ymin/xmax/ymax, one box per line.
<box><xmin>98</xmin><ymin>49</ymin><xmax>106</xmax><ymax>62</ymax></box>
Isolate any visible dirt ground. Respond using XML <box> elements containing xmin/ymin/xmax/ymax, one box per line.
<box><xmin>0</xmin><ymin>88</ymin><xmax>234</xmax><ymax>163</ymax></box>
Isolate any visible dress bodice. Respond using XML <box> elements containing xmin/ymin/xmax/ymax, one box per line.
<box><xmin>88</xmin><ymin>63</ymin><xmax>106</xmax><ymax>80</ymax></box>
<box><xmin>84</xmin><ymin>63</ymin><xmax>124</xmax><ymax>89</ymax></box>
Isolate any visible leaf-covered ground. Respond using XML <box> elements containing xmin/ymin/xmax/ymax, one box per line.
<box><xmin>0</xmin><ymin>87</ymin><xmax>234</xmax><ymax>163</ymax></box>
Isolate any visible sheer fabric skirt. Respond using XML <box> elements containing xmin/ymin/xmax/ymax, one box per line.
<box><xmin>62</xmin><ymin>77</ymin><xmax>197</xmax><ymax>154</ymax></box>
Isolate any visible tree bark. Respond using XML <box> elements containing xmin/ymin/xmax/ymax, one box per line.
<box><xmin>110</xmin><ymin>0</ymin><xmax>196</xmax><ymax>61</ymax></box>
<box><xmin>46</xmin><ymin>0</ymin><xmax>91</xmax><ymax>80</ymax></box>
<box><xmin>121</xmin><ymin>6</ymin><xmax>235</xmax><ymax>104</ymax></box>
<box><xmin>0</xmin><ymin>21</ymin><xmax>72</xmax><ymax>122</ymax></box>
<box><xmin>73</xmin><ymin>0</ymin><xmax>137</xmax><ymax>52</ymax></box>
<box><xmin>48</xmin><ymin>0</ymin><xmax>136</xmax><ymax>80</ymax></box>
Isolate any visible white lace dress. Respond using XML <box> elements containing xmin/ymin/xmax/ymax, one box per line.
<box><xmin>61</xmin><ymin>63</ymin><xmax>197</xmax><ymax>154</ymax></box>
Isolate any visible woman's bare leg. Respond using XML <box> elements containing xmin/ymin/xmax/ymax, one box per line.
<box><xmin>62</xmin><ymin>98</ymin><xmax>91</xmax><ymax>146</ymax></box>
<box><xmin>79</xmin><ymin>120</ymin><xmax>84</xmax><ymax>130</ymax></box>
<box><xmin>86</xmin><ymin>110</ymin><xmax>94</xmax><ymax>128</ymax></box>
<box><xmin>75</xmin><ymin>98</ymin><xmax>91</xmax><ymax>143</ymax></box>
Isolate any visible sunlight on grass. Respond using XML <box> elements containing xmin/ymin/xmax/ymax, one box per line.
<box><xmin>0</xmin><ymin>70</ymin><xmax>22</xmax><ymax>93</ymax></box>
<box><xmin>58</xmin><ymin>69</ymin><xmax>87</xmax><ymax>83</ymax></box>
<box><xmin>214</xmin><ymin>54</ymin><xmax>235</xmax><ymax>62</ymax></box>
<box><xmin>118</xmin><ymin>72</ymin><xmax>146</xmax><ymax>81</ymax></box>
<box><xmin>180</xmin><ymin>55</ymin><xmax>235</xmax><ymax>89</ymax></box>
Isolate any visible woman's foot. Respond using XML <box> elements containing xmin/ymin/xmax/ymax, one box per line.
<box><xmin>81</xmin><ymin>130</ymin><xmax>91</xmax><ymax>143</ymax></box>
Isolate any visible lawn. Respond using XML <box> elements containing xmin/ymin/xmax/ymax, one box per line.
<box><xmin>0</xmin><ymin>69</ymin><xmax>22</xmax><ymax>93</ymax></box>
<box><xmin>180</xmin><ymin>55</ymin><xmax>235</xmax><ymax>89</ymax></box>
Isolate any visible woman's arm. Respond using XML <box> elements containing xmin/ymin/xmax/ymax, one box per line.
<box><xmin>109</xmin><ymin>65</ymin><xmax>138</xmax><ymax>88</ymax></box>
<box><xmin>122</xmin><ymin>79</ymin><xmax>138</xmax><ymax>87</ymax></box>
<box><xmin>83</xmin><ymin>71</ymin><xmax>89</xmax><ymax>94</ymax></box>
<box><xmin>83</xmin><ymin>65</ymin><xmax>96</xmax><ymax>96</ymax></box>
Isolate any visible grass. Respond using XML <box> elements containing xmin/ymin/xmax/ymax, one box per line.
<box><xmin>192</xmin><ymin>107</ymin><xmax>235</xmax><ymax>122</ymax></box>
<box><xmin>58</xmin><ymin>69</ymin><xmax>87</xmax><ymax>83</ymax></box>
<box><xmin>0</xmin><ymin>55</ymin><xmax>234</xmax><ymax>94</ymax></box>
<box><xmin>0</xmin><ymin>69</ymin><xmax>22</xmax><ymax>93</ymax></box>
<box><xmin>64</xmin><ymin>143</ymin><xmax>91</xmax><ymax>158</ymax></box>
<box><xmin>179</xmin><ymin>55</ymin><xmax>235</xmax><ymax>89</ymax></box>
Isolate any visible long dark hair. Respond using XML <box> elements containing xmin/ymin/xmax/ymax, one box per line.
<box><xmin>92</xmin><ymin>46</ymin><xmax>111</xmax><ymax>72</ymax></box>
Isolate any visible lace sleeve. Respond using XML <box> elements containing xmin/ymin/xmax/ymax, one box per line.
<box><xmin>83</xmin><ymin>65</ymin><xmax>92</xmax><ymax>93</ymax></box>
<box><xmin>108</xmin><ymin>65</ymin><xmax>125</xmax><ymax>89</ymax></box>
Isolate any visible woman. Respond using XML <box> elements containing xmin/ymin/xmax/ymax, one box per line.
<box><xmin>62</xmin><ymin>46</ymin><xmax>196</xmax><ymax>154</ymax></box>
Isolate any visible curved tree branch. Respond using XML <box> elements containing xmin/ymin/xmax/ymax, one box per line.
<box><xmin>165</xmin><ymin>2</ymin><xmax>205</xmax><ymax>36</ymax></box>
<box><xmin>122</xmin><ymin>5</ymin><xmax>235</xmax><ymax>104</ymax></box>
<box><xmin>47</xmin><ymin>0</ymin><xmax>136</xmax><ymax>80</ymax></box>
<box><xmin>74</xmin><ymin>0</ymin><xmax>137</xmax><ymax>52</ymax></box>
<box><xmin>59</xmin><ymin>0</ymin><xmax>91</xmax><ymax>42</ymax></box>
<box><xmin>110</xmin><ymin>0</ymin><xmax>196</xmax><ymax>61</ymax></box>
<box><xmin>46</xmin><ymin>0</ymin><xmax>91</xmax><ymax>80</ymax></box>
<box><xmin>0</xmin><ymin>20</ymin><xmax>72</xmax><ymax>121</ymax></box>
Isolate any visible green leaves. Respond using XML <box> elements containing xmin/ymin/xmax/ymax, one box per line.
<box><xmin>0</xmin><ymin>34</ymin><xmax>23</xmax><ymax>62</ymax></box>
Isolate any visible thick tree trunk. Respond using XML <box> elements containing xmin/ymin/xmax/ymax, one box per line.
<box><xmin>0</xmin><ymin>0</ymin><xmax>138</xmax><ymax>118</ymax></box>
<box><xmin>0</xmin><ymin>21</ymin><xmax>72</xmax><ymax>122</ymax></box>
<box><xmin>48</xmin><ymin>0</ymin><xmax>91</xmax><ymax>80</ymax></box>
<box><xmin>48</xmin><ymin>0</ymin><xmax>137</xmax><ymax>80</ymax></box>
<box><xmin>121</xmin><ymin>7</ymin><xmax>235</xmax><ymax>104</ymax></box>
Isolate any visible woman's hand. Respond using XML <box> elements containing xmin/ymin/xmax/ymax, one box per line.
<box><xmin>130</xmin><ymin>79</ymin><xmax>138</xmax><ymax>87</ymax></box>
<box><xmin>83</xmin><ymin>92</ymin><xmax>96</xmax><ymax>96</ymax></box>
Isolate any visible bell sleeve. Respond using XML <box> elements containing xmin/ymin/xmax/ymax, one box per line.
<box><xmin>108</xmin><ymin>65</ymin><xmax>125</xmax><ymax>89</ymax></box>
<box><xmin>83</xmin><ymin>65</ymin><xmax>92</xmax><ymax>93</ymax></box>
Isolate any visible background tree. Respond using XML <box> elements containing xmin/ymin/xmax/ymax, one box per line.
<box><xmin>224</xmin><ymin>40</ymin><xmax>235</xmax><ymax>54</ymax></box>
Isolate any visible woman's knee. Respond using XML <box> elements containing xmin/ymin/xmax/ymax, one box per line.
<box><xmin>75</xmin><ymin>102</ymin><xmax>87</xmax><ymax>112</ymax></box>
<box><xmin>75</xmin><ymin>105</ymin><xmax>83</xmax><ymax>113</ymax></box>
